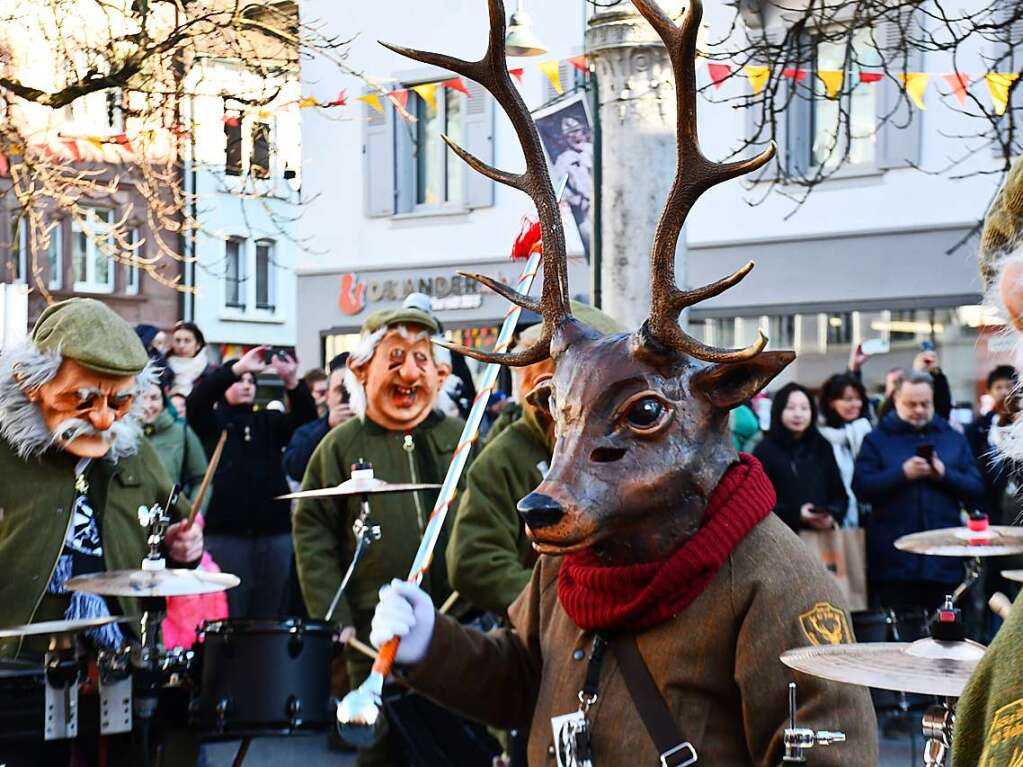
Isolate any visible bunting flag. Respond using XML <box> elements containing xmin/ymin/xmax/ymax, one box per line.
<box><xmin>443</xmin><ymin>77</ymin><xmax>470</xmax><ymax>96</ymax></box>
<box><xmin>859</xmin><ymin>71</ymin><xmax>884</xmax><ymax>83</ymax></box>
<box><xmin>942</xmin><ymin>73</ymin><xmax>970</xmax><ymax>106</ymax></box>
<box><xmin>63</xmin><ymin>139</ymin><xmax>81</xmax><ymax>162</ymax></box>
<box><xmin>358</xmin><ymin>93</ymin><xmax>384</xmax><ymax>113</ymax></box>
<box><xmin>85</xmin><ymin>136</ymin><xmax>104</xmax><ymax>149</ymax></box>
<box><xmin>782</xmin><ymin>67</ymin><xmax>807</xmax><ymax>82</ymax></box>
<box><xmin>411</xmin><ymin>83</ymin><xmax>438</xmax><ymax>111</ymax></box>
<box><xmin>388</xmin><ymin>89</ymin><xmax>409</xmax><ymax>110</ymax></box>
<box><xmin>539</xmin><ymin>60</ymin><xmax>563</xmax><ymax>95</ymax></box>
<box><xmin>509</xmin><ymin>67</ymin><xmax>525</xmax><ymax>84</ymax></box>
<box><xmin>986</xmin><ymin>72</ymin><xmax>1019</xmax><ymax>116</ymax></box>
<box><xmin>0</xmin><ymin>153</ymin><xmax>8</xmax><ymax>177</ymax></box>
<box><xmin>817</xmin><ymin>70</ymin><xmax>844</xmax><ymax>98</ymax></box>
<box><xmin>744</xmin><ymin>65</ymin><xmax>770</xmax><ymax>94</ymax></box>
<box><xmin>326</xmin><ymin>89</ymin><xmax>348</xmax><ymax>107</ymax></box>
<box><xmin>113</xmin><ymin>133</ymin><xmax>132</xmax><ymax>152</ymax></box>
<box><xmin>223</xmin><ymin>115</ymin><xmax>240</xmax><ymax>127</ymax></box>
<box><xmin>567</xmin><ymin>54</ymin><xmax>589</xmax><ymax>74</ymax></box>
<box><xmin>706</xmin><ymin>62</ymin><xmax>732</xmax><ymax>89</ymax></box>
<box><xmin>900</xmin><ymin>72</ymin><xmax>930</xmax><ymax>110</ymax></box>
<box><xmin>298</xmin><ymin>96</ymin><xmax>320</xmax><ymax>109</ymax></box>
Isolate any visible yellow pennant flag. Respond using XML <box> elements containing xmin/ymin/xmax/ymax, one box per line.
<box><xmin>817</xmin><ymin>70</ymin><xmax>844</xmax><ymax>99</ymax></box>
<box><xmin>411</xmin><ymin>83</ymin><xmax>438</xmax><ymax>112</ymax></box>
<box><xmin>298</xmin><ymin>96</ymin><xmax>320</xmax><ymax>109</ymax></box>
<box><xmin>986</xmin><ymin>72</ymin><xmax>1020</xmax><ymax>116</ymax></box>
<box><xmin>900</xmin><ymin>73</ymin><xmax>930</xmax><ymax>110</ymax></box>
<box><xmin>85</xmin><ymin>137</ymin><xmax>104</xmax><ymax>149</ymax></box>
<box><xmin>539</xmin><ymin>60</ymin><xmax>564</xmax><ymax>95</ymax></box>
<box><xmin>358</xmin><ymin>93</ymin><xmax>384</xmax><ymax>113</ymax></box>
<box><xmin>744</xmin><ymin>65</ymin><xmax>770</xmax><ymax>94</ymax></box>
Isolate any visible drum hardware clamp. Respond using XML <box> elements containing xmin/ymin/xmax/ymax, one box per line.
<box><xmin>782</xmin><ymin>682</ymin><xmax>846</xmax><ymax>763</ymax></box>
<box><xmin>921</xmin><ymin>702</ymin><xmax>955</xmax><ymax>767</ymax></box>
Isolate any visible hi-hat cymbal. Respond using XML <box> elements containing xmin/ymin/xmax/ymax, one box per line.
<box><xmin>67</xmin><ymin>569</ymin><xmax>240</xmax><ymax>598</ymax></box>
<box><xmin>894</xmin><ymin>526</ymin><xmax>1023</xmax><ymax>557</ymax></box>
<box><xmin>277</xmin><ymin>476</ymin><xmax>441</xmax><ymax>501</ymax></box>
<box><xmin>1003</xmin><ymin>570</ymin><xmax>1023</xmax><ymax>583</ymax></box>
<box><xmin>781</xmin><ymin>638</ymin><xmax>986</xmax><ymax>698</ymax></box>
<box><xmin>0</xmin><ymin>616</ymin><xmax>136</xmax><ymax>640</ymax></box>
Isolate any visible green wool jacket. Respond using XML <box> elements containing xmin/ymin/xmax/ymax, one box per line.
<box><xmin>0</xmin><ymin>436</ymin><xmax>190</xmax><ymax>658</ymax></box>
<box><xmin>447</xmin><ymin>408</ymin><xmax>547</xmax><ymax>616</ymax></box>
<box><xmin>953</xmin><ymin>588</ymin><xmax>1023</xmax><ymax>766</ymax></box>
<box><xmin>144</xmin><ymin>409</ymin><xmax>210</xmax><ymax>515</ymax></box>
<box><xmin>293</xmin><ymin>411</ymin><xmax>468</xmax><ymax>648</ymax></box>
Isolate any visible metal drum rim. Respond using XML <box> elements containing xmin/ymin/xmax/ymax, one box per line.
<box><xmin>200</xmin><ymin>617</ymin><xmax>336</xmax><ymax>636</ymax></box>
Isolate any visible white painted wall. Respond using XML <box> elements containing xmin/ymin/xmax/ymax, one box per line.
<box><xmin>297</xmin><ymin>0</ymin><xmax>589</xmax><ymax>277</ymax></box>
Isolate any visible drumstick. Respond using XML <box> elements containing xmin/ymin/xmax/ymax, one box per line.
<box><xmin>186</xmin><ymin>430</ymin><xmax>227</xmax><ymax>529</ymax></box>
<box><xmin>348</xmin><ymin>636</ymin><xmax>378</xmax><ymax>660</ymax></box>
<box><xmin>438</xmin><ymin>590</ymin><xmax>460</xmax><ymax>616</ymax></box>
<box><xmin>990</xmin><ymin>592</ymin><xmax>1013</xmax><ymax>619</ymax></box>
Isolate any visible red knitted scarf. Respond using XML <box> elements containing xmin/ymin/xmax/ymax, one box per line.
<box><xmin>558</xmin><ymin>454</ymin><xmax>776</xmax><ymax>633</ymax></box>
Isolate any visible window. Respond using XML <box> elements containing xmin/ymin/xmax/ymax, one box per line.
<box><xmin>768</xmin><ymin>315</ymin><xmax>796</xmax><ymax>348</ymax></box>
<box><xmin>125</xmin><ymin>227</ymin><xmax>140</xmax><ymax>295</ymax></box>
<box><xmin>225</xmin><ymin>116</ymin><xmax>243</xmax><ymax>176</ymax></box>
<box><xmin>47</xmin><ymin>224</ymin><xmax>63</xmax><ymax>290</ymax></box>
<box><xmin>826</xmin><ymin>312</ymin><xmax>854</xmax><ymax>345</ymax></box>
<box><xmin>71</xmin><ymin>209</ymin><xmax>115</xmax><ymax>293</ymax></box>
<box><xmin>255</xmin><ymin>239</ymin><xmax>275</xmax><ymax>310</ymax></box>
<box><xmin>9</xmin><ymin>216</ymin><xmax>26</xmax><ymax>283</ymax></box>
<box><xmin>413</xmin><ymin>84</ymin><xmax>464</xmax><ymax>207</ymax></box>
<box><xmin>251</xmin><ymin>122</ymin><xmax>271</xmax><ymax>179</ymax></box>
<box><xmin>225</xmin><ymin>238</ymin><xmax>246</xmax><ymax>308</ymax></box>
<box><xmin>812</xmin><ymin>29</ymin><xmax>879</xmax><ymax>170</ymax></box>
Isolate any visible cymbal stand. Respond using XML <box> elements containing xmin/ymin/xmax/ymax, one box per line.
<box><xmin>782</xmin><ymin>682</ymin><xmax>846</xmax><ymax>763</ymax></box>
<box><xmin>921</xmin><ymin>700</ymin><xmax>955</xmax><ymax>767</ymax></box>
<box><xmin>928</xmin><ymin>558</ymin><xmax>983</xmax><ymax>630</ymax></box>
<box><xmin>325</xmin><ymin>490</ymin><xmax>382</xmax><ymax>623</ymax></box>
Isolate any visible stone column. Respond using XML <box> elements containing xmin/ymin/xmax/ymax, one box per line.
<box><xmin>585</xmin><ymin>2</ymin><xmax>682</xmax><ymax>329</ymax></box>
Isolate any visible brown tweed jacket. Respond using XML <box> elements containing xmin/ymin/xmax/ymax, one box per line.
<box><xmin>404</xmin><ymin>512</ymin><xmax>878</xmax><ymax>766</ymax></box>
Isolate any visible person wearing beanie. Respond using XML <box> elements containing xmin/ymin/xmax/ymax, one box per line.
<box><xmin>0</xmin><ymin>298</ymin><xmax>203</xmax><ymax>765</ymax></box>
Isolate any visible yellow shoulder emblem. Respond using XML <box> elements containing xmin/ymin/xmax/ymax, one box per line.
<box><xmin>980</xmin><ymin>699</ymin><xmax>1023</xmax><ymax>767</ymax></box>
<box><xmin>799</xmin><ymin>602</ymin><xmax>852</xmax><ymax>646</ymax></box>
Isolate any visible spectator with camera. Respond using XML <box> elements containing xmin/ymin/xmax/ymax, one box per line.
<box><xmin>187</xmin><ymin>345</ymin><xmax>318</xmax><ymax>617</ymax></box>
<box><xmin>283</xmin><ymin>354</ymin><xmax>354</xmax><ymax>486</ymax></box>
<box><xmin>853</xmin><ymin>371</ymin><xmax>984</xmax><ymax>614</ymax></box>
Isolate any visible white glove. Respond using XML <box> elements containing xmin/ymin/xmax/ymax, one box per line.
<box><xmin>369</xmin><ymin>579</ymin><xmax>436</xmax><ymax>666</ymax></box>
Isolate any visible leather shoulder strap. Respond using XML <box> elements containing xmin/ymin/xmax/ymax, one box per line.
<box><xmin>611</xmin><ymin>635</ymin><xmax>698</xmax><ymax>767</ymax></box>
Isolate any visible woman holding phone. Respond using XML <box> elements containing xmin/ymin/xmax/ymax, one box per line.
<box><xmin>754</xmin><ymin>383</ymin><xmax>849</xmax><ymax>533</ymax></box>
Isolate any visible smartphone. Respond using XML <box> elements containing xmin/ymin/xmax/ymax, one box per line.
<box><xmin>921</xmin><ymin>340</ymin><xmax>936</xmax><ymax>352</ymax></box>
<box><xmin>860</xmin><ymin>337</ymin><xmax>890</xmax><ymax>355</ymax></box>
<box><xmin>915</xmin><ymin>443</ymin><xmax>935</xmax><ymax>463</ymax></box>
<box><xmin>263</xmin><ymin>347</ymin><xmax>276</xmax><ymax>364</ymax></box>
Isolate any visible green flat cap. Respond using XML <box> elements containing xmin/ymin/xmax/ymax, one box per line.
<box><xmin>361</xmin><ymin>306</ymin><xmax>440</xmax><ymax>336</ymax></box>
<box><xmin>32</xmin><ymin>298</ymin><xmax>149</xmax><ymax>377</ymax></box>
<box><xmin>516</xmin><ymin>301</ymin><xmax>625</xmax><ymax>348</ymax></box>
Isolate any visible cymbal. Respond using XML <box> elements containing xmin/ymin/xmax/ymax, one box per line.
<box><xmin>894</xmin><ymin>526</ymin><xmax>1023</xmax><ymax>557</ymax></box>
<box><xmin>67</xmin><ymin>569</ymin><xmax>240</xmax><ymax>598</ymax></box>
<box><xmin>0</xmin><ymin>616</ymin><xmax>136</xmax><ymax>640</ymax></box>
<box><xmin>277</xmin><ymin>476</ymin><xmax>441</xmax><ymax>501</ymax></box>
<box><xmin>781</xmin><ymin>638</ymin><xmax>986</xmax><ymax>698</ymax></box>
<box><xmin>1003</xmin><ymin>570</ymin><xmax>1023</xmax><ymax>583</ymax></box>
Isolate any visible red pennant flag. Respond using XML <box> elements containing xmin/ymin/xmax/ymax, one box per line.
<box><xmin>443</xmin><ymin>77</ymin><xmax>470</xmax><ymax>96</ymax></box>
<box><xmin>942</xmin><ymin>73</ymin><xmax>970</xmax><ymax>105</ymax></box>
<box><xmin>509</xmin><ymin>68</ymin><xmax>525</xmax><ymax>84</ymax></box>
<box><xmin>388</xmin><ymin>89</ymin><xmax>409</xmax><ymax>110</ymax></box>
<box><xmin>112</xmin><ymin>133</ymin><xmax>132</xmax><ymax>153</ymax></box>
<box><xmin>223</xmin><ymin>115</ymin><xmax>240</xmax><ymax>127</ymax></box>
<box><xmin>327</xmin><ymin>88</ymin><xmax>348</xmax><ymax>107</ymax></box>
<box><xmin>63</xmin><ymin>139</ymin><xmax>81</xmax><ymax>162</ymax></box>
<box><xmin>0</xmin><ymin>153</ymin><xmax>8</xmax><ymax>177</ymax></box>
<box><xmin>567</xmin><ymin>55</ymin><xmax>589</xmax><ymax>74</ymax></box>
<box><xmin>859</xmin><ymin>71</ymin><xmax>883</xmax><ymax>83</ymax></box>
<box><xmin>706</xmin><ymin>63</ymin><xmax>732</xmax><ymax>89</ymax></box>
<box><xmin>782</xmin><ymin>67</ymin><xmax>808</xmax><ymax>82</ymax></box>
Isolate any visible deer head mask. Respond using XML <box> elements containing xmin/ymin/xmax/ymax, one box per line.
<box><xmin>387</xmin><ymin>0</ymin><xmax>794</xmax><ymax>565</ymax></box>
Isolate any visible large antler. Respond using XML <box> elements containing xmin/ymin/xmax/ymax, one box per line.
<box><xmin>381</xmin><ymin>0</ymin><xmax>570</xmax><ymax>366</ymax></box>
<box><xmin>634</xmin><ymin>0</ymin><xmax>776</xmax><ymax>362</ymax></box>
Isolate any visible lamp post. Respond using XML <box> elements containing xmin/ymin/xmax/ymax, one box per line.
<box><xmin>505</xmin><ymin>0</ymin><xmax>548</xmax><ymax>57</ymax></box>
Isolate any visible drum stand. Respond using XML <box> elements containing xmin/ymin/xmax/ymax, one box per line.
<box><xmin>928</xmin><ymin>558</ymin><xmax>983</xmax><ymax>630</ymax></box>
<box><xmin>782</xmin><ymin>682</ymin><xmax>846</xmax><ymax>763</ymax></box>
<box><xmin>325</xmin><ymin>492</ymin><xmax>382</xmax><ymax>623</ymax></box>
<box><xmin>44</xmin><ymin>634</ymin><xmax>83</xmax><ymax>741</ymax></box>
<box><xmin>921</xmin><ymin>701</ymin><xmax>955</xmax><ymax>766</ymax></box>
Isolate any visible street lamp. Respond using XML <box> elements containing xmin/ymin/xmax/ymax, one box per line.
<box><xmin>505</xmin><ymin>0</ymin><xmax>547</xmax><ymax>57</ymax></box>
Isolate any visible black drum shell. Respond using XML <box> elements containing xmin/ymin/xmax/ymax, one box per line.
<box><xmin>193</xmin><ymin>618</ymin><xmax>335</xmax><ymax>737</ymax></box>
<box><xmin>0</xmin><ymin>660</ymin><xmax>45</xmax><ymax>743</ymax></box>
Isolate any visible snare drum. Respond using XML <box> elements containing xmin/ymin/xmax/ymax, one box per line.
<box><xmin>192</xmin><ymin>618</ymin><xmax>336</xmax><ymax>737</ymax></box>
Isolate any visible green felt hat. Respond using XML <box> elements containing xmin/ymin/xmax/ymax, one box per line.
<box><xmin>361</xmin><ymin>306</ymin><xmax>440</xmax><ymax>336</ymax></box>
<box><xmin>32</xmin><ymin>298</ymin><xmax>148</xmax><ymax>377</ymax></box>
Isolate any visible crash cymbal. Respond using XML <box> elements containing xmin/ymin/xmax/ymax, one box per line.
<box><xmin>67</xmin><ymin>569</ymin><xmax>240</xmax><ymax>598</ymax></box>
<box><xmin>0</xmin><ymin>616</ymin><xmax>136</xmax><ymax>640</ymax></box>
<box><xmin>894</xmin><ymin>526</ymin><xmax>1023</xmax><ymax>557</ymax></box>
<box><xmin>277</xmin><ymin>476</ymin><xmax>441</xmax><ymax>501</ymax></box>
<box><xmin>1002</xmin><ymin>570</ymin><xmax>1023</xmax><ymax>583</ymax></box>
<box><xmin>781</xmin><ymin>638</ymin><xmax>986</xmax><ymax>698</ymax></box>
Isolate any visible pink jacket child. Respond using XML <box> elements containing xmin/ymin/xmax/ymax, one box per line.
<box><xmin>163</xmin><ymin>516</ymin><xmax>228</xmax><ymax>649</ymax></box>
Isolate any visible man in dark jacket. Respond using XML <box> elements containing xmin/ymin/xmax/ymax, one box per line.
<box><xmin>965</xmin><ymin>364</ymin><xmax>1018</xmax><ymax>523</ymax></box>
<box><xmin>283</xmin><ymin>354</ymin><xmax>353</xmax><ymax>485</ymax></box>
<box><xmin>187</xmin><ymin>345</ymin><xmax>317</xmax><ymax>617</ymax></box>
<box><xmin>852</xmin><ymin>371</ymin><xmax>984</xmax><ymax>614</ymax></box>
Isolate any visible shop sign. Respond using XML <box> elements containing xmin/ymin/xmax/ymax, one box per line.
<box><xmin>338</xmin><ymin>270</ymin><xmax>492</xmax><ymax>316</ymax></box>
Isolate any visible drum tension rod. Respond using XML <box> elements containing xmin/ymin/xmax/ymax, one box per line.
<box><xmin>782</xmin><ymin>682</ymin><xmax>846</xmax><ymax>763</ymax></box>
